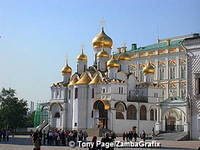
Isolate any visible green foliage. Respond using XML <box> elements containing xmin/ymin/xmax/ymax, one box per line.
<box><xmin>25</xmin><ymin>111</ymin><xmax>35</xmax><ymax>127</ymax></box>
<box><xmin>0</xmin><ymin>88</ymin><xmax>28</xmax><ymax>129</ymax></box>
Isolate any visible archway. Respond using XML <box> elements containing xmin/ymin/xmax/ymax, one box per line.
<box><xmin>93</xmin><ymin>100</ymin><xmax>110</xmax><ymax>129</ymax></box>
<box><xmin>166</xmin><ymin>116</ymin><xmax>176</xmax><ymax>131</ymax></box>
<box><xmin>50</xmin><ymin>103</ymin><xmax>63</xmax><ymax>129</ymax></box>
<box><xmin>162</xmin><ymin>108</ymin><xmax>186</xmax><ymax>132</ymax></box>
<box><xmin>140</xmin><ymin>105</ymin><xmax>147</xmax><ymax>120</ymax></box>
<box><xmin>127</xmin><ymin>105</ymin><xmax>137</xmax><ymax>120</ymax></box>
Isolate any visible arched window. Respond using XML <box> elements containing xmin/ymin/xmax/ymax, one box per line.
<box><xmin>116</xmin><ymin>103</ymin><xmax>125</xmax><ymax>119</ymax></box>
<box><xmin>140</xmin><ymin>105</ymin><xmax>147</xmax><ymax>120</ymax></box>
<box><xmin>150</xmin><ymin>109</ymin><xmax>154</xmax><ymax>120</ymax></box>
<box><xmin>127</xmin><ymin>105</ymin><xmax>137</xmax><ymax>120</ymax></box>
<box><xmin>155</xmin><ymin>109</ymin><xmax>157</xmax><ymax>121</ymax></box>
<box><xmin>54</xmin><ymin>112</ymin><xmax>60</xmax><ymax>118</ymax></box>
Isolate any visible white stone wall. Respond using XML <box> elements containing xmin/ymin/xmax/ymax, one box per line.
<box><xmin>113</xmin><ymin>119</ymin><xmax>156</xmax><ymax>135</ymax></box>
<box><xmin>77</xmin><ymin>60</ymin><xmax>87</xmax><ymax>74</ymax></box>
<box><xmin>97</xmin><ymin>57</ymin><xmax>109</xmax><ymax>72</ymax></box>
<box><xmin>108</xmin><ymin>67</ymin><xmax>118</xmax><ymax>79</ymax></box>
<box><xmin>119</xmin><ymin>60</ymin><xmax>130</xmax><ymax>74</ymax></box>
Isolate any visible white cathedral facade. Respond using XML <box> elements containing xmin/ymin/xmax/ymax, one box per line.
<box><xmin>40</xmin><ymin>27</ymin><xmax>200</xmax><ymax>140</ymax></box>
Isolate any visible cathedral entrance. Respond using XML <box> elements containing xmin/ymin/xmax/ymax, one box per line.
<box><xmin>162</xmin><ymin>108</ymin><xmax>186</xmax><ymax>132</ymax></box>
<box><xmin>93</xmin><ymin>100</ymin><xmax>110</xmax><ymax>129</ymax></box>
<box><xmin>166</xmin><ymin>116</ymin><xmax>176</xmax><ymax>131</ymax></box>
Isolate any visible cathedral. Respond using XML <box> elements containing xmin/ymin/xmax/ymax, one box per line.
<box><xmin>38</xmin><ymin>26</ymin><xmax>200</xmax><ymax>140</ymax></box>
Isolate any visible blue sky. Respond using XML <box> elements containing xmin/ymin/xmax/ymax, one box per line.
<box><xmin>0</xmin><ymin>0</ymin><xmax>199</xmax><ymax>105</ymax></box>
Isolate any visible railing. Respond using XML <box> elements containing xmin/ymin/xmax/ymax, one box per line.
<box><xmin>127</xmin><ymin>96</ymin><xmax>148</xmax><ymax>103</ymax></box>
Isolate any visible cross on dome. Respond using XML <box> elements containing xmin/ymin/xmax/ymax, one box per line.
<box><xmin>100</xmin><ymin>19</ymin><xmax>106</xmax><ymax>28</ymax></box>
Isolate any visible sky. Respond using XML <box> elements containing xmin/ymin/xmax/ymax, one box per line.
<box><xmin>0</xmin><ymin>0</ymin><xmax>199</xmax><ymax>105</ymax></box>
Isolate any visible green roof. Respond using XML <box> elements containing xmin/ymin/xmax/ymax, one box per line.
<box><xmin>126</xmin><ymin>39</ymin><xmax>183</xmax><ymax>53</ymax></box>
<box><xmin>162</xmin><ymin>96</ymin><xmax>186</xmax><ymax>103</ymax></box>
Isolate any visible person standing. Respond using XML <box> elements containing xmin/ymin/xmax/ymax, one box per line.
<box><xmin>6</xmin><ymin>130</ymin><xmax>10</xmax><ymax>142</ymax></box>
<box><xmin>133</xmin><ymin>132</ymin><xmax>138</xmax><ymax>142</ymax></box>
<box><xmin>89</xmin><ymin>136</ymin><xmax>98</xmax><ymax>150</ymax></box>
<box><xmin>0</xmin><ymin>129</ymin><xmax>2</xmax><ymax>142</ymax></box>
<box><xmin>83</xmin><ymin>130</ymin><xmax>88</xmax><ymax>142</ymax></box>
<box><xmin>141</xmin><ymin>130</ymin><xmax>146</xmax><ymax>142</ymax></box>
<box><xmin>32</xmin><ymin>131</ymin><xmax>41</xmax><ymax>150</ymax></box>
<box><xmin>152</xmin><ymin>127</ymin><xmax>155</xmax><ymax>139</ymax></box>
<box><xmin>42</xmin><ymin>130</ymin><xmax>46</xmax><ymax>145</ymax></box>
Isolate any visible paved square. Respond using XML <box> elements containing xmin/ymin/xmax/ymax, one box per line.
<box><xmin>0</xmin><ymin>136</ymin><xmax>199</xmax><ymax>150</ymax></box>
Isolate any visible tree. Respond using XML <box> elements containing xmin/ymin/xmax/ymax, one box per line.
<box><xmin>25</xmin><ymin>111</ymin><xmax>35</xmax><ymax>127</ymax></box>
<box><xmin>0</xmin><ymin>88</ymin><xmax>28</xmax><ymax>129</ymax></box>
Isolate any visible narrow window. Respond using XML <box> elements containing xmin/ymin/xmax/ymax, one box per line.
<box><xmin>84</xmin><ymin>65</ymin><xmax>86</xmax><ymax>71</ymax></box>
<box><xmin>150</xmin><ymin>109</ymin><xmax>154</xmax><ymax>120</ymax></box>
<box><xmin>198</xmin><ymin>78</ymin><xmax>200</xmax><ymax>94</ymax></box>
<box><xmin>102</xmin><ymin>88</ymin><xmax>106</xmax><ymax>93</ymax></box>
<box><xmin>69</xmin><ymin>90</ymin><xmax>71</xmax><ymax>99</ymax></box>
<box><xmin>92</xmin><ymin>88</ymin><xmax>94</xmax><ymax>98</ymax></box>
<box><xmin>75</xmin><ymin>88</ymin><xmax>78</xmax><ymax>99</ymax></box>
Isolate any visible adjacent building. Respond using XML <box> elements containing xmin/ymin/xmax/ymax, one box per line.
<box><xmin>38</xmin><ymin>27</ymin><xmax>200</xmax><ymax>139</ymax></box>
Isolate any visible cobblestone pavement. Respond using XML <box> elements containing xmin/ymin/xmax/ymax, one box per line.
<box><xmin>0</xmin><ymin>136</ymin><xmax>199</xmax><ymax>150</ymax></box>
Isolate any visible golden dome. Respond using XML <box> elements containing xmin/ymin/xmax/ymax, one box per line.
<box><xmin>142</xmin><ymin>62</ymin><xmax>155</xmax><ymax>75</ymax></box>
<box><xmin>118</xmin><ymin>52</ymin><xmax>131</xmax><ymax>61</ymax></box>
<box><xmin>75</xmin><ymin>72</ymin><xmax>91</xmax><ymax>85</ymax></box>
<box><xmin>68</xmin><ymin>76</ymin><xmax>79</xmax><ymax>86</ymax></box>
<box><xmin>97</xmin><ymin>49</ymin><xmax>109</xmax><ymax>58</ymax></box>
<box><xmin>61</xmin><ymin>64</ymin><xmax>72</xmax><ymax>74</ymax></box>
<box><xmin>107</xmin><ymin>55</ymin><xmax>120</xmax><ymax>68</ymax></box>
<box><xmin>89</xmin><ymin>74</ymin><xmax>102</xmax><ymax>85</ymax></box>
<box><xmin>92</xmin><ymin>27</ymin><xmax>113</xmax><ymax>48</ymax></box>
<box><xmin>77</xmin><ymin>49</ymin><xmax>87</xmax><ymax>61</ymax></box>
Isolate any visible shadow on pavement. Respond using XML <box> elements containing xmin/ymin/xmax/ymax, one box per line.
<box><xmin>0</xmin><ymin>137</ymin><xmax>32</xmax><ymax>145</ymax></box>
<box><xmin>0</xmin><ymin>137</ymin><xmax>197</xmax><ymax>150</ymax></box>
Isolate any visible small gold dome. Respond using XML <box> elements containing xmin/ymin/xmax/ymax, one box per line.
<box><xmin>61</xmin><ymin>64</ymin><xmax>72</xmax><ymax>74</ymax></box>
<box><xmin>142</xmin><ymin>62</ymin><xmax>155</xmax><ymax>75</ymax></box>
<box><xmin>97</xmin><ymin>49</ymin><xmax>109</xmax><ymax>58</ymax></box>
<box><xmin>77</xmin><ymin>50</ymin><xmax>87</xmax><ymax>61</ymax></box>
<box><xmin>92</xmin><ymin>27</ymin><xmax>113</xmax><ymax>48</ymax></box>
<box><xmin>75</xmin><ymin>72</ymin><xmax>91</xmax><ymax>85</ymax></box>
<box><xmin>89</xmin><ymin>74</ymin><xmax>102</xmax><ymax>85</ymax></box>
<box><xmin>68</xmin><ymin>76</ymin><xmax>79</xmax><ymax>86</ymax></box>
<box><xmin>107</xmin><ymin>55</ymin><xmax>120</xmax><ymax>68</ymax></box>
<box><xmin>118</xmin><ymin>52</ymin><xmax>131</xmax><ymax>61</ymax></box>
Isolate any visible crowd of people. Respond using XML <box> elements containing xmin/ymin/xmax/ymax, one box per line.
<box><xmin>123</xmin><ymin>130</ymin><xmax>147</xmax><ymax>142</ymax></box>
<box><xmin>0</xmin><ymin>129</ymin><xmax>11</xmax><ymax>142</ymax></box>
<box><xmin>32</xmin><ymin>129</ymin><xmax>89</xmax><ymax>150</ymax></box>
<box><xmin>31</xmin><ymin>128</ymin><xmax>152</xmax><ymax>150</ymax></box>
<box><xmin>31</xmin><ymin>129</ymin><xmax>118</xmax><ymax>150</ymax></box>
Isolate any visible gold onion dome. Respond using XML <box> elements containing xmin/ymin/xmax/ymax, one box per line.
<box><xmin>89</xmin><ymin>74</ymin><xmax>102</xmax><ymax>85</ymax></box>
<box><xmin>92</xmin><ymin>27</ymin><xmax>113</xmax><ymax>48</ymax></box>
<box><xmin>77</xmin><ymin>49</ymin><xmax>87</xmax><ymax>61</ymax></box>
<box><xmin>118</xmin><ymin>52</ymin><xmax>131</xmax><ymax>61</ymax></box>
<box><xmin>97</xmin><ymin>49</ymin><xmax>109</xmax><ymax>58</ymax></box>
<box><xmin>107</xmin><ymin>55</ymin><xmax>120</xmax><ymax>68</ymax></box>
<box><xmin>61</xmin><ymin>64</ymin><xmax>72</xmax><ymax>74</ymax></box>
<box><xmin>142</xmin><ymin>62</ymin><xmax>155</xmax><ymax>75</ymax></box>
<box><xmin>68</xmin><ymin>76</ymin><xmax>79</xmax><ymax>86</ymax></box>
<box><xmin>75</xmin><ymin>73</ymin><xmax>91</xmax><ymax>85</ymax></box>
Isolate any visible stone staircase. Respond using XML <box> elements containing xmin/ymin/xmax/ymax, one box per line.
<box><xmin>86</xmin><ymin>128</ymin><xmax>112</xmax><ymax>137</ymax></box>
<box><xmin>155</xmin><ymin>132</ymin><xmax>188</xmax><ymax>141</ymax></box>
